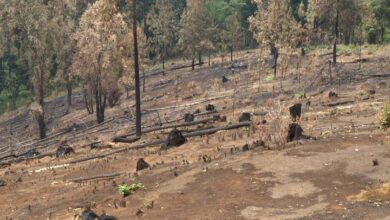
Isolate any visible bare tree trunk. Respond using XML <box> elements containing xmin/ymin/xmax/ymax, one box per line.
<box><xmin>162</xmin><ymin>54</ymin><xmax>165</xmax><ymax>76</ymax></box>
<box><xmin>230</xmin><ymin>47</ymin><xmax>233</xmax><ymax>63</ymax></box>
<box><xmin>208</xmin><ymin>54</ymin><xmax>211</xmax><ymax>66</ymax></box>
<box><xmin>37</xmin><ymin>71</ymin><xmax>46</xmax><ymax>139</ymax></box>
<box><xmin>65</xmin><ymin>79</ymin><xmax>72</xmax><ymax>114</ymax></box>
<box><xmin>83</xmin><ymin>92</ymin><xmax>93</xmax><ymax>114</ymax></box>
<box><xmin>192</xmin><ymin>59</ymin><xmax>195</xmax><ymax>70</ymax></box>
<box><xmin>132</xmin><ymin>0</ymin><xmax>142</xmax><ymax>137</ymax></box>
<box><xmin>333</xmin><ymin>6</ymin><xmax>339</xmax><ymax>66</ymax></box>
<box><xmin>143</xmin><ymin>71</ymin><xmax>145</xmax><ymax>92</ymax></box>
<box><xmin>258</xmin><ymin>68</ymin><xmax>261</xmax><ymax>93</ymax></box>
<box><xmin>95</xmin><ymin>79</ymin><xmax>105</xmax><ymax>124</ymax></box>
<box><xmin>37</xmin><ymin>113</ymin><xmax>46</xmax><ymax>139</ymax></box>
<box><xmin>380</xmin><ymin>25</ymin><xmax>385</xmax><ymax>44</ymax></box>
<box><xmin>198</xmin><ymin>52</ymin><xmax>202</xmax><ymax>66</ymax></box>
<box><xmin>271</xmin><ymin>46</ymin><xmax>279</xmax><ymax>78</ymax></box>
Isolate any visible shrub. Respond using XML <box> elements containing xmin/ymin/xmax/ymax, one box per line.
<box><xmin>118</xmin><ymin>183</ymin><xmax>144</xmax><ymax>197</ymax></box>
<box><xmin>118</xmin><ymin>184</ymin><xmax>130</xmax><ymax>197</ymax></box>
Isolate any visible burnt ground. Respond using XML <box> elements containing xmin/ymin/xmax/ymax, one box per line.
<box><xmin>0</xmin><ymin>47</ymin><xmax>390</xmax><ymax>220</ymax></box>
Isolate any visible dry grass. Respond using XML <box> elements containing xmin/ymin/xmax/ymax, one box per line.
<box><xmin>347</xmin><ymin>183</ymin><xmax>390</xmax><ymax>202</ymax></box>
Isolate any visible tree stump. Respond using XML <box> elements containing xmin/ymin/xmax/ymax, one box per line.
<box><xmin>287</xmin><ymin>123</ymin><xmax>303</xmax><ymax>142</ymax></box>
<box><xmin>239</xmin><ymin>112</ymin><xmax>251</xmax><ymax>122</ymax></box>
<box><xmin>136</xmin><ymin>158</ymin><xmax>150</xmax><ymax>171</ymax></box>
<box><xmin>165</xmin><ymin>129</ymin><xmax>187</xmax><ymax>148</ymax></box>
<box><xmin>289</xmin><ymin>103</ymin><xmax>302</xmax><ymax>122</ymax></box>
<box><xmin>56</xmin><ymin>145</ymin><xmax>75</xmax><ymax>158</ymax></box>
<box><xmin>184</xmin><ymin>113</ymin><xmax>195</xmax><ymax>122</ymax></box>
<box><xmin>206</xmin><ymin>104</ymin><xmax>215</xmax><ymax>111</ymax></box>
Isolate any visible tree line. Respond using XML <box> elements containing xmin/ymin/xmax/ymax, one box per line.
<box><xmin>0</xmin><ymin>0</ymin><xmax>389</xmax><ymax>139</ymax></box>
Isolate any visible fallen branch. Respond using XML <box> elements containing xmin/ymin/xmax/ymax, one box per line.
<box><xmin>144</xmin><ymin>94</ymin><xmax>232</xmax><ymax>112</ymax></box>
<box><xmin>324</xmin><ymin>98</ymin><xmax>355</xmax><ymax>107</ymax></box>
<box><xmin>184</xmin><ymin>121</ymin><xmax>251</xmax><ymax>138</ymax></box>
<box><xmin>340</xmin><ymin>58</ymin><xmax>369</xmax><ymax>64</ymax></box>
<box><xmin>112</xmin><ymin>136</ymin><xmax>140</xmax><ymax>144</ymax></box>
<box><xmin>68</xmin><ymin>173</ymin><xmax>121</xmax><ymax>183</ymax></box>
<box><xmin>115</xmin><ymin>116</ymin><xmax>217</xmax><ymax>140</ymax></box>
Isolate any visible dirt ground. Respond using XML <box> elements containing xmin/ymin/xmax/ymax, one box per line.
<box><xmin>0</xmin><ymin>47</ymin><xmax>390</xmax><ymax>220</ymax></box>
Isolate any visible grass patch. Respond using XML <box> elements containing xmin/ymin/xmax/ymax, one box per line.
<box><xmin>265</xmin><ymin>74</ymin><xmax>275</xmax><ymax>81</ymax></box>
<box><xmin>337</xmin><ymin>44</ymin><xmax>361</xmax><ymax>54</ymax></box>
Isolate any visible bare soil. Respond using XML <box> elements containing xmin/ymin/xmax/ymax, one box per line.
<box><xmin>0</xmin><ymin>48</ymin><xmax>390</xmax><ymax>220</ymax></box>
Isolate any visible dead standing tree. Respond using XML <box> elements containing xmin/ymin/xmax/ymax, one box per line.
<box><xmin>73</xmin><ymin>0</ymin><xmax>133</xmax><ymax>124</ymax></box>
<box><xmin>131</xmin><ymin>0</ymin><xmax>142</xmax><ymax>137</ymax></box>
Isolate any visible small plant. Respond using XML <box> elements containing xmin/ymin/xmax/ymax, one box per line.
<box><xmin>118</xmin><ymin>184</ymin><xmax>130</xmax><ymax>197</ymax></box>
<box><xmin>129</xmin><ymin>183</ymin><xmax>144</xmax><ymax>192</ymax></box>
<box><xmin>379</xmin><ymin>104</ymin><xmax>390</xmax><ymax>130</ymax></box>
<box><xmin>118</xmin><ymin>183</ymin><xmax>144</xmax><ymax>197</ymax></box>
<box><xmin>242</xmin><ymin>127</ymin><xmax>249</xmax><ymax>133</ymax></box>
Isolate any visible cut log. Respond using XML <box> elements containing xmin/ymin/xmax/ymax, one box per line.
<box><xmin>325</xmin><ymin>98</ymin><xmax>354</xmax><ymax>107</ymax></box>
<box><xmin>68</xmin><ymin>173</ymin><xmax>121</xmax><ymax>183</ymax></box>
<box><xmin>56</xmin><ymin>122</ymin><xmax>251</xmax><ymax>166</ymax></box>
<box><xmin>144</xmin><ymin>94</ymin><xmax>231</xmax><ymax>112</ymax></box>
<box><xmin>184</xmin><ymin>122</ymin><xmax>251</xmax><ymax>138</ymax></box>
<box><xmin>112</xmin><ymin>136</ymin><xmax>140</xmax><ymax>144</ymax></box>
<box><xmin>115</xmin><ymin>116</ymin><xmax>217</xmax><ymax>140</ymax></box>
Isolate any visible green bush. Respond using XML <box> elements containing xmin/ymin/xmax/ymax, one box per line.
<box><xmin>118</xmin><ymin>183</ymin><xmax>144</xmax><ymax>197</ymax></box>
<box><xmin>379</xmin><ymin>104</ymin><xmax>390</xmax><ymax>130</ymax></box>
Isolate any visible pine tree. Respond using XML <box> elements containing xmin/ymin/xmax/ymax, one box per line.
<box><xmin>369</xmin><ymin>0</ymin><xmax>390</xmax><ymax>43</ymax></box>
<box><xmin>147</xmin><ymin>0</ymin><xmax>178</xmax><ymax>74</ymax></box>
<box><xmin>309</xmin><ymin>0</ymin><xmax>363</xmax><ymax>64</ymax></box>
<box><xmin>249</xmin><ymin>0</ymin><xmax>303</xmax><ymax>78</ymax></box>
<box><xmin>179</xmin><ymin>0</ymin><xmax>217</xmax><ymax>70</ymax></box>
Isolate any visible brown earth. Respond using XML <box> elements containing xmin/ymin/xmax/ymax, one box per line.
<box><xmin>0</xmin><ymin>47</ymin><xmax>390</xmax><ymax>220</ymax></box>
